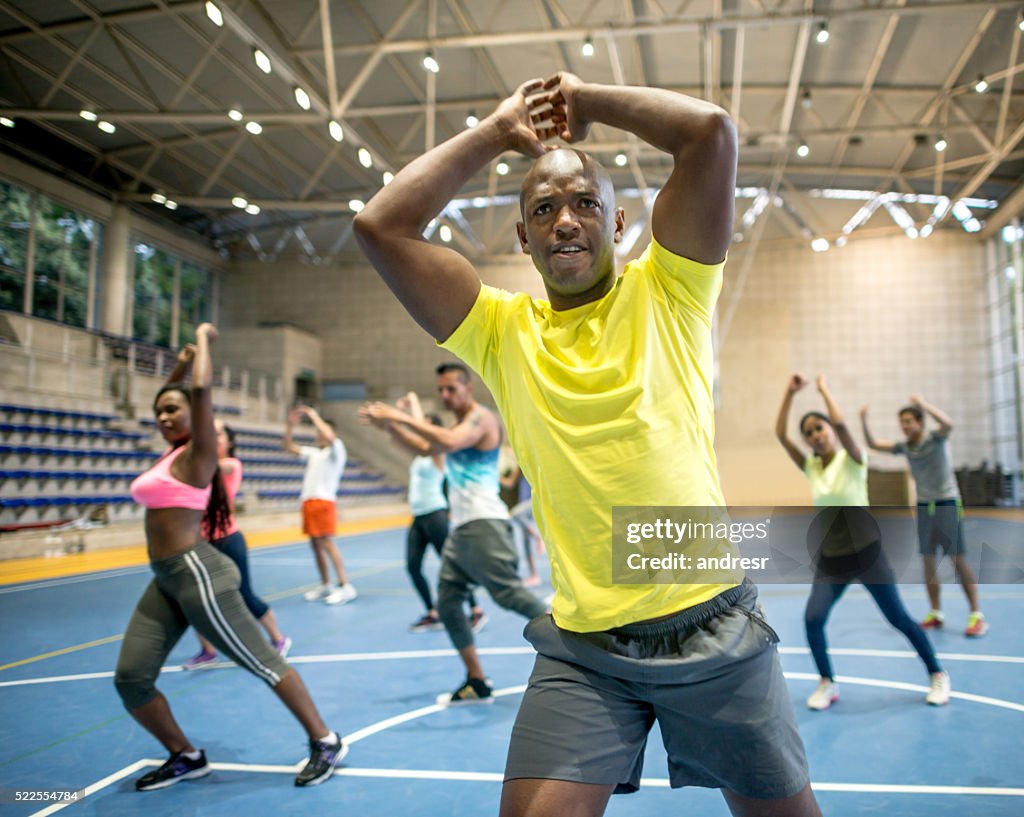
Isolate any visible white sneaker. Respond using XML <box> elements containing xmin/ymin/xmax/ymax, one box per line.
<box><xmin>806</xmin><ymin>679</ymin><xmax>839</xmax><ymax>710</ymax></box>
<box><xmin>304</xmin><ymin>584</ymin><xmax>331</xmax><ymax>602</ymax></box>
<box><xmin>324</xmin><ymin>583</ymin><xmax>358</xmax><ymax>605</ymax></box>
<box><xmin>926</xmin><ymin>671</ymin><xmax>951</xmax><ymax>706</ymax></box>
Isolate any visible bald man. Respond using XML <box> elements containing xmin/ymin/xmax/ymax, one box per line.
<box><xmin>354</xmin><ymin>72</ymin><xmax>820</xmax><ymax>817</ymax></box>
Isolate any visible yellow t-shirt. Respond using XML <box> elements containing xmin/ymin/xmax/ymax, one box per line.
<box><xmin>803</xmin><ymin>450</ymin><xmax>869</xmax><ymax>507</ymax></box>
<box><xmin>441</xmin><ymin>237</ymin><xmax>741</xmax><ymax>632</ymax></box>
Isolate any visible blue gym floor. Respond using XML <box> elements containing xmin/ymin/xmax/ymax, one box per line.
<box><xmin>1</xmin><ymin>523</ymin><xmax>1022</xmax><ymax>816</ymax></box>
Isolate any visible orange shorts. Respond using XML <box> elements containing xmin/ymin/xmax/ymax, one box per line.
<box><xmin>302</xmin><ymin>499</ymin><xmax>338</xmax><ymax>538</ymax></box>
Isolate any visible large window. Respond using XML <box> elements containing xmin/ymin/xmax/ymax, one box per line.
<box><xmin>132</xmin><ymin>245</ymin><xmax>215</xmax><ymax>347</ymax></box>
<box><xmin>0</xmin><ymin>179</ymin><xmax>102</xmax><ymax>328</ymax></box>
<box><xmin>0</xmin><ymin>180</ymin><xmax>33</xmax><ymax>313</ymax></box>
<box><xmin>32</xmin><ymin>195</ymin><xmax>98</xmax><ymax>327</ymax></box>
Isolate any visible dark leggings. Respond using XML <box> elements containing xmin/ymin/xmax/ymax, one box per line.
<box><xmin>212</xmin><ymin>530</ymin><xmax>269</xmax><ymax>620</ymax></box>
<box><xmin>804</xmin><ymin>581</ymin><xmax>942</xmax><ymax>679</ymax></box>
<box><xmin>407</xmin><ymin>509</ymin><xmax>477</xmax><ymax>612</ymax></box>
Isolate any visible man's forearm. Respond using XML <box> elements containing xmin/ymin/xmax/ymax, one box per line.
<box><xmin>571</xmin><ymin>82</ymin><xmax>729</xmax><ymax>158</ymax></box>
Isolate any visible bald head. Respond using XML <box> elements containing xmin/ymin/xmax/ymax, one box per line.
<box><xmin>519</xmin><ymin>148</ymin><xmax>615</xmax><ymax>218</ymax></box>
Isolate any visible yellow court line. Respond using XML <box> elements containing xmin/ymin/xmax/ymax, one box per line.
<box><xmin>0</xmin><ymin>634</ymin><xmax>125</xmax><ymax>672</ymax></box>
<box><xmin>0</xmin><ymin>513</ymin><xmax>411</xmax><ymax>586</ymax></box>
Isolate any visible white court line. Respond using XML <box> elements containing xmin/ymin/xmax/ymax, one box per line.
<box><xmin>787</xmin><ymin>672</ymin><xmax>1024</xmax><ymax>712</ymax></box>
<box><xmin>24</xmin><ymin>679</ymin><xmax>1024</xmax><ymax>814</ymax></box>
<box><xmin>0</xmin><ymin>566</ymin><xmax>152</xmax><ymax>594</ymax></box>
<box><xmin>4</xmin><ymin>645</ymin><xmax>1023</xmax><ymax>688</ymax></box>
<box><xmin>27</xmin><ymin>758</ymin><xmax>150</xmax><ymax>817</ymax></box>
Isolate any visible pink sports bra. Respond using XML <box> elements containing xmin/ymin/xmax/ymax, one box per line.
<box><xmin>130</xmin><ymin>445</ymin><xmax>211</xmax><ymax>510</ymax></box>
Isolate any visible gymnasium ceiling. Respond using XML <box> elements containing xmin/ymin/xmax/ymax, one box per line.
<box><xmin>0</xmin><ymin>0</ymin><xmax>1022</xmax><ymax>264</ymax></box>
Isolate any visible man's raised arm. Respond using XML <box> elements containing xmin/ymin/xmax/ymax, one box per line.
<box><xmin>537</xmin><ymin>73</ymin><xmax>737</xmax><ymax>264</ymax></box>
<box><xmin>353</xmin><ymin>80</ymin><xmax>549</xmax><ymax>342</ymax></box>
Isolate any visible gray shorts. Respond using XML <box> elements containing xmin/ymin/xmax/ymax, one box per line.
<box><xmin>504</xmin><ymin>581</ymin><xmax>810</xmax><ymax>799</ymax></box>
<box><xmin>916</xmin><ymin>500</ymin><xmax>966</xmax><ymax>556</ymax></box>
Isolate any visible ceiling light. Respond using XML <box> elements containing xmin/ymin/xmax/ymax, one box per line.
<box><xmin>582</xmin><ymin>36</ymin><xmax>595</xmax><ymax>57</ymax></box>
<box><xmin>245</xmin><ymin>203</ymin><xmax>260</xmax><ymax>215</ymax></box>
<box><xmin>204</xmin><ymin>1</ymin><xmax>223</xmax><ymax>26</ymax></box>
<box><xmin>228</xmin><ymin>108</ymin><xmax>243</xmax><ymax>122</ymax></box>
<box><xmin>439</xmin><ymin>224</ymin><xmax>453</xmax><ymax>243</ymax></box>
<box><xmin>496</xmin><ymin>161</ymin><xmax>510</xmax><ymax>175</ymax></box>
<box><xmin>1019</xmin><ymin>10</ymin><xmax>1024</xmax><ymax>31</ymax></box>
<box><xmin>79</xmin><ymin>109</ymin><xmax>97</xmax><ymax>122</ymax></box>
<box><xmin>294</xmin><ymin>87</ymin><xmax>311</xmax><ymax>110</ymax></box>
<box><xmin>465</xmin><ymin>111</ymin><xmax>479</xmax><ymax>128</ymax></box>
<box><xmin>934</xmin><ymin>135</ymin><xmax>947</xmax><ymax>152</ymax></box>
<box><xmin>1002</xmin><ymin>225</ymin><xmax>1024</xmax><ymax>243</ymax></box>
<box><xmin>97</xmin><ymin>120</ymin><xmax>116</xmax><ymax>134</ymax></box>
<box><xmin>164</xmin><ymin>199</ymin><xmax>178</xmax><ymax>210</ymax></box>
<box><xmin>810</xmin><ymin>237</ymin><xmax>830</xmax><ymax>252</ymax></box>
<box><xmin>796</xmin><ymin>141</ymin><xmax>810</xmax><ymax>158</ymax></box>
<box><xmin>245</xmin><ymin>121</ymin><xmax>263</xmax><ymax>135</ymax></box>
<box><xmin>423</xmin><ymin>50</ymin><xmax>439</xmax><ymax>73</ymax></box>
<box><xmin>834</xmin><ymin>236</ymin><xmax>848</xmax><ymax>248</ymax></box>
<box><xmin>919</xmin><ymin>223</ymin><xmax>933</xmax><ymax>238</ymax></box>
<box><xmin>358</xmin><ymin>147</ymin><xmax>373</xmax><ymax>168</ymax></box>
<box><xmin>0</xmin><ymin>117</ymin><xmax>13</xmax><ymax>128</ymax></box>
<box><xmin>614</xmin><ymin>153</ymin><xmax>628</xmax><ymax>167</ymax></box>
<box><xmin>328</xmin><ymin>120</ymin><xmax>344</xmax><ymax>142</ymax></box>
<box><xmin>253</xmin><ymin>48</ymin><xmax>272</xmax><ymax>74</ymax></box>
<box><xmin>816</xmin><ymin>22</ymin><xmax>829</xmax><ymax>44</ymax></box>
<box><xmin>348</xmin><ymin>199</ymin><xmax>365</xmax><ymax>213</ymax></box>
<box><xmin>382</xmin><ymin>171</ymin><xmax>394</xmax><ymax>185</ymax></box>
<box><xmin>150</xmin><ymin>192</ymin><xmax>167</xmax><ymax>204</ymax></box>
<box><xmin>974</xmin><ymin>75</ymin><xmax>989</xmax><ymax>93</ymax></box>
<box><xmin>801</xmin><ymin>89</ymin><xmax>812</xmax><ymax>109</ymax></box>
<box><xmin>231</xmin><ymin>196</ymin><xmax>248</xmax><ymax>209</ymax></box>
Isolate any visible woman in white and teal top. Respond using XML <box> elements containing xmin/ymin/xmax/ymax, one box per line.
<box><xmin>776</xmin><ymin>374</ymin><xmax>948</xmax><ymax>710</ymax></box>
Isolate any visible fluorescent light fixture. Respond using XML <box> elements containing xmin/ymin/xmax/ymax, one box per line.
<box><xmin>97</xmin><ymin>120</ymin><xmax>116</xmax><ymax>134</ymax></box>
<box><xmin>204</xmin><ymin>2</ymin><xmax>223</xmax><ymax>26</ymax></box>
<box><xmin>150</xmin><ymin>192</ymin><xmax>167</xmax><ymax>204</ymax></box>
<box><xmin>164</xmin><ymin>200</ymin><xmax>178</xmax><ymax>210</ymax></box>
<box><xmin>975</xmin><ymin>75</ymin><xmax>989</xmax><ymax>94</ymax></box>
<box><xmin>439</xmin><ymin>224</ymin><xmax>453</xmax><ymax>243</ymax></box>
<box><xmin>614</xmin><ymin>153</ymin><xmax>628</xmax><ymax>166</ymax></box>
<box><xmin>349</xmin><ymin>199</ymin><xmax>365</xmax><ymax>213</ymax></box>
<box><xmin>79</xmin><ymin>109</ymin><xmax>97</xmax><ymax>121</ymax></box>
<box><xmin>328</xmin><ymin>120</ymin><xmax>344</xmax><ymax>142</ymax></box>
<box><xmin>245</xmin><ymin>121</ymin><xmax>263</xmax><ymax>134</ymax></box>
<box><xmin>253</xmin><ymin>49</ymin><xmax>272</xmax><ymax>74</ymax></box>
<box><xmin>294</xmin><ymin>87</ymin><xmax>311</xmax><ymax>110</ymax></box>
<box><xmin>228</xmin><ymin>109</ymin><xmax>243</xmax><ymax>122</ymax></box>
<box><xmin>496</xmin><ymin>161</ymin><xmax>510</xmax><ymax>176</ymax></box>
<box><xmin>810</xmin><ymin>237</ymin><xmax>830</xmax><ymax>252</ymax></box>
<box><xmin>816</xmin><ymin>23</ymin><xmax>829</xmax><ymax>44</ymax></box>
<box><xmin>934</xmin><ymin>135</ymin><xmax>947</xmax><ymax>152</ymax></box>
<box><xmin>358</xmin><ymin>147</ymin><xmax>373</xmax><ymax>168</ymax></box>
<box><xmin>1002</xmin><ymin>225</ymin><xmax>1023</xmax><ymax>243</ymax></box>
<box><xmin>0</xmin><ymin>117</ymin><xmax>13</xmax><ymax>128</ymax></box>
<box><xmin>465</xmin><ymin>112</ymin><xmax>479</xmax><ymax>128</ymax></box>
<box><xmin>834</xmin><ymin>236</ymin><xmax>848</xmax><ymax>248</ymax></box>
<box><xmin>382</xmin><ymin>171</ymin><xmax>394</xmax><ymax>185</ymax></box>
<box><xmin>245</xmin><ymin>203</ymin><xmax>260</xmax><ymax>215</ymax></box>
<box><xmin>231</xmin><ymin>196</ymin><xmax>248</xmax><ymax>209</ymax></box>
<box><xmin>796</xmin><ymin>142</ymin><xmax>810</xmax><ymax>158</ymax></box>
<box><xmin>919</xmin><ymin>223</ymin><xmax>933</xmax><ymax>238</ymax></box>
<box><xmin>423</xmin><ymin>50</ymin><xmax>439</xmax><ymax>73</ymax></box>
<box><xmin>582</xmin><ymin>36</ymin><xmax>595</xmax><ymax>57</ymax></box>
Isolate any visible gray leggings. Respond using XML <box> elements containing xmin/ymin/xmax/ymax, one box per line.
<box><xmin>438</xmin><ymin>519</ymin><xmax>548</xmax><ymax>650</ymax></box>
<box><xmin>114</xmin><ymin>542</ymin><xmax>290</xmax><ymax>710</ymax></box>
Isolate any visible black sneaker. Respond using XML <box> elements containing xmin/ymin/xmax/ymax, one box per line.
<box><xmin>436</xmin><ymin>676</ymin><xmax>493</xmax><ymax>706</ymax></box>
<box><xmin>295</xmin><ymin>732</ymin><xmax>348</xmax><ymax>787</ymax></box>
<box><xmin>135</xmin><ymin>750</ymin><xmax>211</xmax><ymax>791</ymax></box>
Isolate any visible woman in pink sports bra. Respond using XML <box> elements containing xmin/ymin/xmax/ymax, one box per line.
<box><xmin>114</xmin><ymin>323</ymin><xmax>346</xmax><ymax>793</ymax></box>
